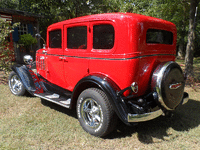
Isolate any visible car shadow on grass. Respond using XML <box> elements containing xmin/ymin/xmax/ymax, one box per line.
<box><xmin>107</xmin><ymin>99</ymin><xmax>200</xmax><ymax>143</ymax></box>
<box><xmin>40</xmin><ymin>98</ymin><xmax>200</xmax><ymax>142</ymax></box>
<box><xmin>40</xmin><ymin>99</ymin><xmax>77</xmax><ymax>119</ymax></box>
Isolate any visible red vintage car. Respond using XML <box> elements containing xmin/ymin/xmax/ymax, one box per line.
<box><xmin>8</xmin><ymin>13</ymin><xmax>189</xmax><ymax>137</ymax></box>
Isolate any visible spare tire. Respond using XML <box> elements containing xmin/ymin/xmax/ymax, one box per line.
<box><xmin>151</xmin><ymin>61</ymin><xmax>185</xmax><ymax>110</ymax></box>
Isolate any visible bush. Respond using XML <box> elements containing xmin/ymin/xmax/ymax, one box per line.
<box><xmin>0</xmin><ymin>19</ymin><xmax>19</xmax><ymax>83</ymax></box>
<box><xmin>18</xmin><ymin>33</ymin><xmax>37</xmax><ymax>48</ymax></box>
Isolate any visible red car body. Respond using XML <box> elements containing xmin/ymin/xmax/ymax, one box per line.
<box><xmin>37</xmin><ymin>13</ymin><xmax>177</xmax><ymax>95</ymax></box>
<box><xmin>9</xmin><ymin>13</ymin><xmax>188</xmax><ymax>137</ymax></box>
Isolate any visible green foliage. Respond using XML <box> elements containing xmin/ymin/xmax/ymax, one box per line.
<box><xmin>0</xmin><ymin>0</ymin><xmax>19</xmax><ymax>9</ymax></box>
<box><xmin>1</xmin><ymin>0</ymin><xmax>200</xmax><ymax>57</ymax></box>
<box><xmin>18</xmin><ymin>34</ymin><xmax>37</xmax><ymax>48</ymax></box>
<box><xmin>0</xmin><ymin>19</ymin><xmax>19</xmax><ymax>76</ymax></box>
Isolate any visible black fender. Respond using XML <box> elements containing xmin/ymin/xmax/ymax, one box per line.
<box><xmin>71</xmin><ymin>74</ymin><xmax>131</xmax><ymax>125</ymax></box>
<box><xmin>11</xmin><ymin>64</ymin><xmax>37</xmax><ymax>95</ymax></box>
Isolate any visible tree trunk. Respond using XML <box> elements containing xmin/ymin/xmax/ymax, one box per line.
<box><xmin>178</xmin><ymin>8</ymin><xmax>187</xmax><ymax>59</ymax></box>
<box><xmin>177</xmin><ymin>38</ymin><xmax>185</xmax><ymax>59</ymax></box>
<box><xmin>185</xmin><ymin>0</ymin><xmax>198</xmax><ymax>77</ymax></box>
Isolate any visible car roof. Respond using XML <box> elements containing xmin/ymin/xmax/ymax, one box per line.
<box><xmin>48</xmin><ymin>13</ymin><xmax>175</xmax><ymax>29</ymax></box>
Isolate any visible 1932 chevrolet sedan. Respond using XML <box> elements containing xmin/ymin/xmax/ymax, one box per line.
<box><xmin>9</xmin><ymin>13</ymin><xmax>189</xmax><ymax>137</ymax></box>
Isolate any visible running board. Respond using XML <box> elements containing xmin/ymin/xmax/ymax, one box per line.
<box><xmin>34</xmin><ymin>93</ymin><xmax>71</xmax><ymax>108</ymax></box>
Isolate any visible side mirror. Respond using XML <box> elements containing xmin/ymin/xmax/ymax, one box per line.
<box><xmin>35</xmin><ymin>33</ymin><xmax>46</xmax><ymax>48</ymax></box>
<box><xmin>24</xmin><ymin>55</ymin><xmax>33</xmax><ymax>65</ymax></box>
<box><xmin>35</xmin><ymin>33</ymin><xmax>41</xmax><ymax>39</ymax></box>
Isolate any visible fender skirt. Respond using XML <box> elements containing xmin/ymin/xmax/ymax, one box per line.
<box><xmin>72</xmin><ymin>74</ymin><xmax>132</xmax><ymax>126</ymax></box>
<box><xmin>11</xmin><ymin>64</ymin><xmax>43</xmax><ymax>95</ymax></box>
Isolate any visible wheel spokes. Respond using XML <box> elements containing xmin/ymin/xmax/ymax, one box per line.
<box><xmin>10</xmin><ymin>75</ymin><xmax>22</xmax><ymax>93</ymax></box>
<box><xmin>93</xmin><ymin>114</ymin><xmax>101</xmax><ymax>122</ymax></box>
<box><xmin>83</xmin><ymin>101</ymin><xmax>91</xmax><ymax>113</ymax></box>
<box><xmin>81</xmin><ymin>98</ymin><xmax>102</xmax><ymax>128</ymax></box>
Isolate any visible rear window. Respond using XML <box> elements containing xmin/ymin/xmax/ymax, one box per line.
<box><xmin>146</xmin><ymin>29</ymin><xmax>173</xmax><ymax>45</ymax></box>
<box><xmin>49</xmin><ymin>29</ymin><xmax>62</xmax><ymax>48</ymax></box>
<box><xmin>93</xmin><ymin>24</ymin><xmax>114</xmax><ymax>49</ymax></box>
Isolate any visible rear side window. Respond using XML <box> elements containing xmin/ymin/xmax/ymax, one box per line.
<box><xmin>93</xmin><ymin>24</ymin><xmax>114</xmax><ymax>49</ymax></box>
<box><xmin>49</xmin><ymin>29</ymin><xmax>62</xmax><ymax>48</ymax></box>
<box><xmin>146</xmin><ymin>29</ymin><xmax>173</xmax><ymax>45</ymax></box>
<box><xmin>67</xmin><ymin>26</ymin><xmax>87</xmax><ymax>49</ymax></box>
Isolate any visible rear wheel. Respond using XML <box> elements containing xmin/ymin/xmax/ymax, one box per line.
<box><xmin>77</xmin><ymin>88</ymin><xmax>117</xmax><ymax>137</ymax></box>
<box><xmin>8</xmin><ymin>71</ymin><xmax>26</xmax><ymax>96</ymax></box>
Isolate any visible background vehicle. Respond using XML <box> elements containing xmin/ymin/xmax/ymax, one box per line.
<box><xmin>9</xmin><ymin>13</ymin><xmax>189</xmax><ymax>137</ymax></box>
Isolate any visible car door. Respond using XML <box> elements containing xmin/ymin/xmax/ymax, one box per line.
<box><xmin>63</xmin><ymin>23</ymin><xmax>90</xmax><ymax>91</ymax></box>
<box><xmin>45</xmin><ymin>28</ymin><xmax>65</xmax><ymax>88</ymax></box>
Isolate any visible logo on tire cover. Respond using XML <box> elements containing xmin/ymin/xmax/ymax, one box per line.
<box><xmin>169</xmin><ymin>83</ymin><xmax>182</xmax><ymax>89</ymax></box>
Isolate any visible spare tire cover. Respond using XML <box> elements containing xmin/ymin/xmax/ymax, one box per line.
<box><xmin>151</xmin><ymin>61</ymin><xmax>185</xmax><ymax>110</ymax></box>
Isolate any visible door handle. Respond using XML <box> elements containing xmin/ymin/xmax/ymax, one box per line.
<box><xmin>42</xmin><ymin>50</ymin><xmax>47</xmax><ymax>53</ymax></box>
<box><xmin>63</xmin><ymin>57</ymin><xmax>68</xmax><ymax>62</ymax></box>
<box><xmin>59</xmin><ymin>57</ymin><xmax>68</xmax><ymax>62</ymax></box>
<box><xmin>59</xmin><ymin>57</ymin><xmax>63</xmax><ymax>60</ymax></box>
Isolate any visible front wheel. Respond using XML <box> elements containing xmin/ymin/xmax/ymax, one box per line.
<box><xmin>77</xmin><ymin>88</ymin><xmax>117</xmax><ymax>137</ymax></box>
<box><xmin>8</xmin><ymin>71</ymin><xmax>26</xmax><ymax>96</ymax></box>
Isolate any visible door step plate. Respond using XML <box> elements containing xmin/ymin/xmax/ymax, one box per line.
<box><xmin>34</xmin><ymin>93</ymin><xmax>71</xmax><ymax>108</ymax></box>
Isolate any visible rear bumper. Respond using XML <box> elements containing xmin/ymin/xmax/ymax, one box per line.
<box><xmin>128</xmin><ymin>109</ymin><xmax>163</xmax><ymax>122</ymax></box>
<box><xmin>127</xmin><ymin>92</ymin><xmax>189</xmax><ymax>122</ymax></box>
<box><xmin>181</xmin><ymin>92</ymin><xmax>189</xmax><ymax>105</ymax></box>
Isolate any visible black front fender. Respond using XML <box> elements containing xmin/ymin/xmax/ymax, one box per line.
<box><xmin>72</xmin><ymin>74</ymin><xmax>131</xmax><ymax>125</ymax></box>
<box><xmin>11</xmin><ymin>64</ymin><xmax>36</xmax><ymax>95</ymax></box>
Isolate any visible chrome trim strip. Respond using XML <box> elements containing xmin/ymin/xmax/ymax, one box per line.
<box><xmin>36</xmin><ymin>53</ymin><xmax>175</xmax><ymax>61</ymax></box>
<box><xmin>128</xmin><ymin>109</ymin><xmax>163</xmax><ymax>122</ymax></box>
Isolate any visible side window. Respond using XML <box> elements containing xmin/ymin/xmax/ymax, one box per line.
<box><xmin>67</xmin><ymin>26</ymin><xmax>87</xmax><ymax>49</ymax></box>
<box><xmin>146</xmin><ymin>29</ymin><xmax>173</xmax><ymax>45</ymax></box>
<box><xmin>49</xmin><ymin>29</ymin><xmax>62</xmax><ymax>48</ymax></box>
<box><xmin>93</xmin><ymin>24</ymin><xmax>114</xmax><ymax>49</ymax></box>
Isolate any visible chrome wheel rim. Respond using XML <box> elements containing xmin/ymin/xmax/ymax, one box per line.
<box><xmin>80</xmin><ymin>98</ymin><xmax>103</xmax><ymax>129</ymax></box>
<box><xmin>9</xmin><ymin>75</ymin><xmax>23</xmax><ymax>95</ymax></box>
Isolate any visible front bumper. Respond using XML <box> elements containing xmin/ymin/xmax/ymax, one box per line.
<box><xmin>127</xmin><ymin>92</ymin><xmax>189</xmax><ymax>122</ymax></box>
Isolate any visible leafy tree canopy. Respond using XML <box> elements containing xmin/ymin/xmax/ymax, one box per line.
<box><xmin>0</xmin><ymin>0</ymin><xmax>199</xmax><ymax>57</ymax></box>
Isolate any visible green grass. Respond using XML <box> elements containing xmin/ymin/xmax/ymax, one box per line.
<box><xmin>0</xmin><ymin>58</ymin><xmax>200</xmax><ymax>149</ymax></box>
<box><xmin>1</xmin><ymin>84</ymin><xmax>200</xmax><ymax>149</ymax></box>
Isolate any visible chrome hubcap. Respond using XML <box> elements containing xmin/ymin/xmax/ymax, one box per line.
<box><xmin>81</xmin><ymin>98</ymin><xmax>102</xmax><ymax>129</ymax></box>
<box><xmin>9</xmin><ymin>75</ymin><xmax>23</xmax><ymax>95</ymax></box>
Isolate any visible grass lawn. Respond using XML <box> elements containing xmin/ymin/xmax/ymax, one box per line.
<box><xmin>0</xmin><ymin>58</ymin><xmax>200</xmax><ymax>149</ymax></box>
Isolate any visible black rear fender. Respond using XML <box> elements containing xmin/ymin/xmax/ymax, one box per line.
<box><xmin>72</xmin><ymin>74</ymin><xmax>131</xmax><ymax>125</ymax></box>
